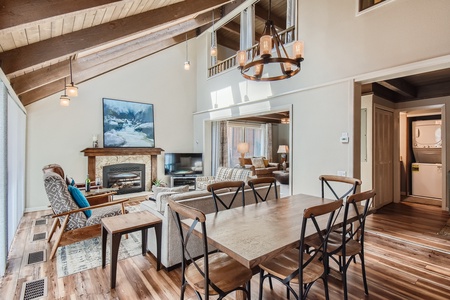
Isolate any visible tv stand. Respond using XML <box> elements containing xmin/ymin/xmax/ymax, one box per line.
<box><xmin>170</xmin><ymin>176</ymin><xmax>196</xmax><ymax>190</ymax></box>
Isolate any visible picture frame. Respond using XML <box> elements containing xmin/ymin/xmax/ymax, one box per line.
<box><xmin>102</xmin><ymin>98</ymin><xmax>155</xmax><ymax>148</ymax></box>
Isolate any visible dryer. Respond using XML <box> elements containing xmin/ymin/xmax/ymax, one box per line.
<box><xmin>412</xmin><ymin>120</ymin><xmax>442</xmax><ymax>163</ymax></box>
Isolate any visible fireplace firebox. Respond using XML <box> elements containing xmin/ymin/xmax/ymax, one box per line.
<box><xmin>103</xmin><ymin>163</ymin><xmax>145</xmax><ymax>194</ymax></box>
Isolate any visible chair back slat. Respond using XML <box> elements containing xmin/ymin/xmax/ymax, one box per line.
<box><xmin>248</xmin><ymin>177</ymin><xmax>278</xmax><ymax>203</ymax></box>
<box><xmin>344</xmin><ymin>190</ymin><xmax>375</xmax><ymax>244</ymax></box>
<box><xmin>319</xmin><ymin>175</ymin><xmax>362</xmax><ymax>200</ymax></box>
<box><xmin>207</xmin><ymin>181</ymin><xmax>245</xmax><ymax>212</ymax></box>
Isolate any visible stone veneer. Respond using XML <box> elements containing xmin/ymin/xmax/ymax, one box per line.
<box><xmin>95</xmin><ymin>155</ymin><xmax>152</xmax><ymax>191</ymax></box>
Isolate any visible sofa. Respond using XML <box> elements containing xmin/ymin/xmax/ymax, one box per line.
<box><xmin>239</xmin><ymin>157</ymin><xmax>279</xmax><ymax>178</ymax></box>
<box><xmin>195</xmin><ymin>166</ymin><xmax>253</xmax><ymax>190</ymax></box>
<box><xmin>140</xmin><ymin>168</ymin><xmax>276</xmax><ymax>269</ymax></box>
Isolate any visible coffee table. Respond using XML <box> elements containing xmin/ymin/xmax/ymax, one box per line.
<box><xmin>101</xmin><ymin>210</ymin><xmax>162</xmax><ymax>288</ymax></box>
<box><xmin>273</xmin><ymin>170</ymin><xmax>289</xmax><ymax>184</ymax></box>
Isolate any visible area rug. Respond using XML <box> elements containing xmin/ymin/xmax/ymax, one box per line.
<box><xmin>56</xmin><ymin>205</ymin><xmax>143</xmax><ymax>278</ymax></box>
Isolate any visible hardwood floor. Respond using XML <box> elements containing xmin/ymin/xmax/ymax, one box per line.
<box><xmin>1</xmin><ymin>201</ymin><xmax>449</xmax><ymax>299</ymax></box>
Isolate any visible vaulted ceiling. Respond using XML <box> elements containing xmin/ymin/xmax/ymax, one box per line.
<box><xmin>1</xmin><ymin>0</ymin><xmax>449</xmax><ymax>108</ymax></box>
<box><xmin>0</xmin><ymin>0</ymin><xmax>288</xmax><ymax>107</ymax></box>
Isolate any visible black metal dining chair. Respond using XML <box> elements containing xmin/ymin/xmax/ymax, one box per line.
<box><xmin>326</xmin><ymin>189</ymin><xmax>375</xmax><ymax>300</ymax></box>
<box><xmin>168</xmin><ymin>199</ymin><xmax>253</xmax><ymax>300</ymax></box>
<box><xmin>258</xmin><ymin>199</ymin><xmax>344</xmax><ymax>300</ymax></box>
<box><xmin>207</xmin><ymin>180</ymin><xmax>246</xmax><ymax>212</ymax></box>
<box><xmin>248</xmin><ymin>177</ymin><xmax>278</xmax><ymax>203</ymax></box>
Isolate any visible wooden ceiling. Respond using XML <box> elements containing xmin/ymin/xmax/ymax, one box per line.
<box><xmin>0</xmin><ymin>0</ymin><xmax>289</xmax><ymax>107</ymax></box>
<box><xmin>363</xmin><ymin>68</ymin><xmax>450</xmax><ymax>102</ymax></box>
<box><xmin>234</xmin><ymin>111</ymin><xmax>289</xmax><ymax>124</ymax></box>
<box><xmin>1</xmin><ymin>0</ymin><xmax>448</xmax><ymax>107</ymax></box>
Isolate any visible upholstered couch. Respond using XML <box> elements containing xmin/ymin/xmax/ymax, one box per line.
<box><xmin>195</xmin><ymin>166</ymin><xmax>253</xmax><ymax>190</ymax></box>
<box><xmin>140</xmin><ymin>172</ymin><xmax>276</xmax><ymax>269</ymax></box>
<box><xmin>239</xmin><ymin>157</ymin><xmax>279</xmax><ymax>178</ymax></box>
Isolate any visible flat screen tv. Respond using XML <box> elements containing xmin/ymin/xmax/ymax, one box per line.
<box><xmin>164</xmin><ymin>153</ymin><xmax>203</xmax><ymax>176</ymax></box>
<box><xmin>103</xmin><ymin>98</ymin><xmax>155</xmax><ymax>148</ymax></box>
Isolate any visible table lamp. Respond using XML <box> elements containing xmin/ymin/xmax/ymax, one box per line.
<box><xmin>277</xmin><ymin>145</ymin><xmax>289</xmax><ymax>170</ymax></box>
<box><xmin>237</xmin><ymin>142</ymin><xmax>249</xmax><ymax>158</ymax></box>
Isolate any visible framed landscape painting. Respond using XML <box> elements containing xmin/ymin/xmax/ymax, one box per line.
<box><xmin>102</xmin><ymin>98</ymin><xmax>155</xmax><ymax>148</ymax></box>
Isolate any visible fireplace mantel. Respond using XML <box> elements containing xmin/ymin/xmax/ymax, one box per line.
<box><xmin>81</xmin><ymin>147</ymin><xmax>163</xmax><ymax>183</ymax></box>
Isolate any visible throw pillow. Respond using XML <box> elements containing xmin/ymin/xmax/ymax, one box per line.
<box><xmin>67</xmin><ymin>185</ymin><xmax>92</xmax><ymax>218</ymax></box>
<box><xmin>251</xmin><ymin>157</ymin><xmax>266</xmax><ymax>168</ymax></box>
<box><xmin>65</xmin><ymin>175</ymin><xmax>76</xmax><ymax>186</ymax></box>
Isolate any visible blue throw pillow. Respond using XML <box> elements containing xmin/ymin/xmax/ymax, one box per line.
<box><xmin>67</xmin><ymin>185</ymin><xmax>92</xmax><ymax>218</ymax></box>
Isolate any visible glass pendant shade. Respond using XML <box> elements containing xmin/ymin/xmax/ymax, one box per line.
<box><xmin>260</xmin><ymin>35</ymin><xmax>272</xmax><ymax>57</ymax></box>
<box><xmin>237</xmin><ymin>50</ymin><xmax>246</xmax><ymax>67</ymax></box>
<box><xmin>293</xmin><ymin>41</ymin><xmax>304</xmax><ymax>58</ymax></box>
<box><xmin>211</xmin><ymin>45</ymin><xmax>217</xmax><ymax>57</ymax></box>
<box><xmin>60</xmin><ymin>95</ymin><xmax>70</xmax><ymax>107</ymax></box>
<box><xmin>184</xmin><ymin>61</ymin><xmax>190</xmax><ymax>70</ymax></box>
<box><xmin>66</xmin><ymin>84</ymin><xmax>78</xmax><ymax>97</ymax></box>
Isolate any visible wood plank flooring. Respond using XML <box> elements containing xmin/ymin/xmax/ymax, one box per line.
<box><xmin>1</xmin><ymin>201</ymin><xmax>450</xmax><ymax>299</ymax></box>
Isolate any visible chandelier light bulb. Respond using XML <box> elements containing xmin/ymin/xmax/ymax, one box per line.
<box><xmin>293</xmin><ymin>40</ymin><xmax>304</xmax><ymax>58</ymax></box>
<box><xmin>260</xmin><ymin>35</ymin><xmax>272</xmax><ymax>57</ymax></box>
<box><xmin>237</xmin><ymin>50</ymin><xmax>246</xmax><ymax>67</ymax></box>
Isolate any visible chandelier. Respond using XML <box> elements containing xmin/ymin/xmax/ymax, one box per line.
<box><xmin>237</xmin><ymin>0</ymin><xmax>304</xmax><ymax>81</ymax></box>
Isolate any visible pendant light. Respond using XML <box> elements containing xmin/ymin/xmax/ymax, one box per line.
<box><xmin>237</xmin><ymin>0</ymin><xmax>304</xmax><ymax>81</ymax></box>
<box><xmin>60</xmin><ymin>78</ymin><xmax>70</xmax><ymax>107</ymax></box>
<box><xmin>210</xmin><ymin>10</ymin><xmax>217</xmax><ymax>57</ymax></box>
<box><xmin>66</xmin><ymin>57</ymin><xmax>78</xmax><ymax>97</ymax></box>
<box><xmin>184</xmin><ymin>34</ymin><xmax>190</xmax><ymax>70</ymax></box>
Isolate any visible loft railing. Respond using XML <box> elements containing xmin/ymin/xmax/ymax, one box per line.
<box><xmin>208</xmin><ymin>26</ymin><xmax>296</xmax><ymax>78</ymax></box>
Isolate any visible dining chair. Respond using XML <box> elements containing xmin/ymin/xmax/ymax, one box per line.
<box><xmin>248</xmin><ymin>177</ymin><xmax>278</xmax><ymax>203</ymax></box>
<box><xmin>207</xmin><ymin>180</ymin><xmax>245</xmax><ymax>213</ymax></box>
<box><xmin>258</xmin><ymin>199</ymin><xmax>344</xmax><ymax>300</ymax></box>
<box><xmin>319</xmin><ymin>175</ymin><xmax>362</xmax><ymax>200</ymax></box>
<box><xmin>326</xmin><ymin>189</ymin><xmax>375</xmax><ymax>300</ymax></box>
<box><xmin>168</xmin><ymin>199</ymin><xmax>253</xmax><ymax>300</ymax></box>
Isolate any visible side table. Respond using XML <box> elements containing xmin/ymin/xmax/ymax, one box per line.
<box><xmin>101</xmin><ymin>210</ymin><xmax>162</xmax><ymax>289</ymax></box>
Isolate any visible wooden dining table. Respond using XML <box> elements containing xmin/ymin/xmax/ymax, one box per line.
<box><xmin>182</xmin><ymin>193</ymin><xmax>341</xmax><ymax>270</ymax></box>
<box><xmin>181</xmin><ymin>193</ymin><xmax>362</xmax><ymax>299</ymax></box>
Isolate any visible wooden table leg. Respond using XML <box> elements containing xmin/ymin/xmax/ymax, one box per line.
<box><xmin>141</xmin><ymin>228</ymin><xmax>147</xmax><ymax>256</ymax></box>
<box><xmin>154</xmin><ymin>223</ymin><xmax>162</xmax><ymax>271</ymax></box>
<box><xmin>101</xmin><ymin>225</ymin><xmax>107</xmax><ymax>268</ymax></box>
<box><xmin>110</xmin><ymin>233</ymin><xmax>122</xmax><ymax>289</ymax></box>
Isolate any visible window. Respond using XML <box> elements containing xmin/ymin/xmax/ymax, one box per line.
<box><xmin>227</xmin><ymin>122</ymin><xmax>266</xmax><ymax>167</ymax></box>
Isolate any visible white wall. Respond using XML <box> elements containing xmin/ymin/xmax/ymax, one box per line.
<box><xmin>192</xmin><ymin>0</ymin><xmax>450</xmax><ymax>198</ymax></box>
<box><xmin>26</xmin><ymin>43</ymin><xmax>197</xmax><ymax>210</ymax></box>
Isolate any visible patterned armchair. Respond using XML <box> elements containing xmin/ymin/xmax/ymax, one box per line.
<box><xmin>43</xmin><ymin>170</ymin><xmax>128</xmax><ymax>259</ymax></box>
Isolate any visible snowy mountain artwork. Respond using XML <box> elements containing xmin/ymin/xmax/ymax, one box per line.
<box><xmin>103</xmin><ymin>98</ymin><xmax>155</xmax><ymax>148</ymax></box>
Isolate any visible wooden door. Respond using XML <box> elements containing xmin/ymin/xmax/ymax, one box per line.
<box><xmin>373</xmin><ymin>107</ymin><xmax>394</xmax><ymax>208</ymax></box>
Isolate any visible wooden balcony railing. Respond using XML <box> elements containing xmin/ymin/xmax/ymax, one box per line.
<box><xmin>208</xmin><ymin>26</ymin><xmax>296</xmax><ymax>78</ymax></box>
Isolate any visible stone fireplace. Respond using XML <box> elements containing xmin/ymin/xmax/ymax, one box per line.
<box><xmin>81</xmin><ymin>148</ymin><xmax>163</xmax><ymax>192</ymax></box>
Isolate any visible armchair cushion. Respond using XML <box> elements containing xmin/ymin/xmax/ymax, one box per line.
<box><xmin>68</xmin><ymin>185</ymin><xmax>92</xmax><ymax>218</ymax></box>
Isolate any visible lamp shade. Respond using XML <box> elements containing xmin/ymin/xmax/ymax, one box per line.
<box><xmin>277</xmin><ymin>145</ymin><xmax>289</xmax><ymax>154</ymax></box>
<box><xmin>237</xmin><ymin>142</ymin><xmax>249</xmax><ymax>154</ymax></box>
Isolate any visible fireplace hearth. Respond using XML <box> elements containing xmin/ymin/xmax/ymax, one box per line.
<box><xmin>103</xmin><ymin>163</ymin><xmax>145</xmax><ymax>194</ymax></box>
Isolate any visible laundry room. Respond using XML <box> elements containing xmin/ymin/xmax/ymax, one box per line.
<box><xmin>399</xmin><ymin>110</ymin><xmax>443</xmax><ymax>205</ymax></box>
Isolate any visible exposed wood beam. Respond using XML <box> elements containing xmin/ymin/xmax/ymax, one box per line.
<box><xmin>10</xmin><ymin>61</ymin><xmax>69</xmax><ymax>95</ymax></box>
<box><xmin>0</xmin><ymin>0</ymin><xmax>231</xmax><ymax>75</ymax></box>
<box><xmin>221</xmin><ymin>21</ymin><xmax>240</xmax><ymax>35</ymax></box>
<box><xmin>0</xmin><ymin>0</ymin><xmax>122</xmax><ymax>31</ymax></box>
<box><xmin>371</xmin><ymin>82</ymin><xmax>402</xmax><ymax>102</ymax></box>
<box><xmin>19</xmin><ymin>78</ymin><xmax>67</xmax><ymax>106</ymax></box>
<box><xmin>255</xmin><ymin>5</ymin><xmax>285</xmax><ymax>30</ymax></box>
<box><xmin>417</xmin><ymin>81</ymin><xmax>450</xmax><ymax>100</ymax></box>
<box><xmin>17</xmin><ymin>12</ymin><xmax>209</xmax><ymax>105</ymax></box>
<box><xmin>378</xmin><ymin>78</ymin><xmax>417</xmax><ymax>98</ymax></box>
<box><xmin>217</xmin><ymin>31</ymin><xmax>240</xmax><ymax>52</ymax></box>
